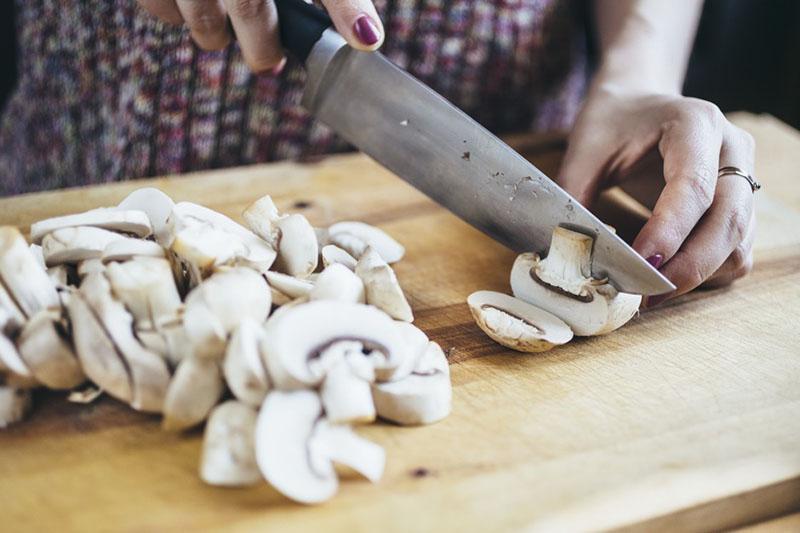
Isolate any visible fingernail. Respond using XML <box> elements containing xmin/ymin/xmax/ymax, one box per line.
<box><xmin>645</xmin><ymin>294</ymin><xmax>669</xmax><ymax>308</ymax></box>
<box><xmin>270</xmin><ymin>58</ymin><xmax>287</xmax><ymax>76</ymax></box>
<box><xmin>646</xmin><ymin>254</ymin><xmax>664</xmax><ymax>269</ymax></box>
<box><xmin>353</xmin><ymin>14</ymin><xmax>381</xmax><ymax>46</ymax></box>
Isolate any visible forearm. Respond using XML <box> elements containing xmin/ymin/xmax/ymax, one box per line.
<box><xmin>592</xmin><ymin>0</ymin><xmax>703</xmax><ymax>95</ymax></box>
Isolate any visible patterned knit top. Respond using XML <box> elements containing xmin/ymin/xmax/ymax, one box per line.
<box><xmin>0</xmin><ymin>0</ymin><xmax>588</xmax><ymax>196</ymax></box>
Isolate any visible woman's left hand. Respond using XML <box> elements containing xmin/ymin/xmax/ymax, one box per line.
<box><xmin>558</xmin><ymin>85</ymin><xmax>757</xmax><ymax>306</ymax></box>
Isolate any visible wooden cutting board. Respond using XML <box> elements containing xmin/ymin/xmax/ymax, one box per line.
<box><xmin>0</xmin><ymin>113</ymin><xmax>797</xmax><ymax>532</ymax></box>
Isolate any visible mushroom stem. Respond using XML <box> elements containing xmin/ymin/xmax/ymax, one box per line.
<box><xmin>536</xmin><ymin>226</ymin><xmax>593</xmax><ymax>295</ymax></box>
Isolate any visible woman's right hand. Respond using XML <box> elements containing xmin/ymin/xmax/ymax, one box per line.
<box><xmin>137</xmin><ymin>0</ymin><xmax>384</xmax><ymax>72</ymax></box>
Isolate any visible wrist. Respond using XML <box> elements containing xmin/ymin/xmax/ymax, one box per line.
<box><xmin>594</xmin><ymin>50</ymin><xmax>684</xmax><ymax>97</ymax></box>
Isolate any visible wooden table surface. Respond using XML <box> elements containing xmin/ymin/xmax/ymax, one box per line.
<box><xmin>0</xmin><ymin>113</ymin><xmax>798</xmax><ymax>532</ymax></box>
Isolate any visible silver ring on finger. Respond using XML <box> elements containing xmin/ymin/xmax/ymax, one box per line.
<box><xmin>718</xmin><ymin>166</ymin><xmax>761</xmax><ymax>193</ymax></box>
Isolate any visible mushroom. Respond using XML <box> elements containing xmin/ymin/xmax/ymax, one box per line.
<box><xmin>0</xmin><ymin>227</ymin><xmax>61</xmax><ymax>317</ymax></box>
<box><xmin>105</xmin><ymin>257</ymin><xmax>182</xmax><ymax>330</ymax></box>
<box><xmin>223</xmin><ymin>318</ymin><xmax>270</xmax><ymax>407</ymax></box>
<box><xmin>263</xmin><ymin>271</ymin><xmax>314</xmax><ymax>301</ymax></box>
<box><xmin>41</xmin><ymin>226</ymin><xmax>126</xmax><ymax>266</ymax></box>
<box><xmin>200</xmin><ymin>401</ymin><xmax>260</xmax><ymax>487</ymax></box>
<box><xmin>0</xmin><ymin>385</ymin><xmax>32</xmax><ymax>428</ymax></box>
<box><xmin>30</xmin><ymin>208</ymin><xmax>152</xmax><ymax>243</ymax></box>
<box><xmin>510</xmin><ymin>226</ymin><xmax>642</xmax><ymax>336</ymax></box>
<box><xmin>162</xmin><ymin>356</ymin><xmax>224</xmax><ymax>431</ymax></box>
<box><xmin>467</xmin><ymin>291</ymin><xmax>573</xmax><ymax>352</ymax></box>
<box><xmin>355</xmin><ymin>247</ymin><xmax>413</xmax><ymax>322</ymax></box>
<box><xmin>46</xmin><ymin>265</ymin><xmax>71</xmax><ymax>288</ymax></box>
<box><xmin>183</xmin><ymin>268</ymin><xmax>271</xmax><ymax>359</ymax></box>
<box><xmin>17</xmin><ymin>309</ymin><xmax>85</xmax><ymax>389</ymax></box>
<box><xmin>243</xmin><ymin>196</ymin><xmax>318</xmax><ymax>277</ymax></box>
<box><xmin>309</xmin><ymin>264</ymin><xmax>365</xmax><ymax>304</ymax></box>
<box><xmin>136</xmin><ymin>317</ymin><xmax>192</xmax><ymax>368</ymax></box>
<box><xmin>0</xmin><ymin>283</ymin><xmax>26</xmax><ymax>335</ymax></box>
<box><xmin>261</xmin><ymin>300</ymin><xmax>412</xmax><ymax>389</ymax></box>
<box><xmin>117</xmin><ymin>188</ymin><xmax>176</xmax><ymax>245</ymax></box>
<box><xmin>79</xmin><ymin>273</ymin><xmax>170</xmax><ymax>412</ymax></box>
<box><xmin>321</xmin><ymin>244</ymin><xmax>358</xmax><ymax>271</ymax></box>
<box><xmin>372</xmin><ymin>341</ymin><xmax>452</xmax><ymax>425</ymax></box>
<box><xmin>327</xmin><ymin>221</ymin><xmax>405</xmax><ymax>263</ymax></box>
<box><xmin>77</xmin><ymin>258</ymin><xmax>106</xmax><ymax>278</ymax></box>
<box><xmin>101</xmin><ymin>238</ymin><xmax>165</xmax><ymax>263</ymax></box>
<box><xmin>255</xmin><ymin>390</ymin><xmax>385</xmax><ymax>504</ymax></box>
<box><xmin>0</xmin><ymin>333</ymin><xmax>38</xmax><ymax>388</ymax></box>
<box><xmin>319</xmin><ymin>341</ymin><xmax>376</xmax><ymax>424</ymax></box>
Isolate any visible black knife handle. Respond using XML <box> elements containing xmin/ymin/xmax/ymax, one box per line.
<box><xmin>274</xmin><ymin>0</ymin><xmax>334</xmax><ymax>63</ymax></box>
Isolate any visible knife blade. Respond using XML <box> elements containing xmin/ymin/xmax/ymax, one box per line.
<box><xmin>275</xmin><ymin>0</ymin><xmax>675</xmax><ymax>296</ymax></box>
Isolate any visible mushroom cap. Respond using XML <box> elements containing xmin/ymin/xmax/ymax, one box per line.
<box><xmin>0</xmin><ymin>386</ymin><xmax>32</xmax><ymax>428</ymax></box>
<box><xmin>355</xmin><ymin>247</ymin><xmax>413</xmax><ymax>322</ymax></box>
<box><xmin>261</xmin><ymin>300</ymin><xmax>411</xmax><ymax>389</ymax></box>
<box><xmin>263</xmin><ymin>271</ymin><xmax>314</xmax><ymax>299</ymax></box>
<box><xmin>117</xmin><ymin>188</ymin><xmax>176</xmax><ymax>245</ymax></box>
<box><xmin>273</xmin><ymin>214</ymin><xmax>319</xmax><ymax>278</ymax></box>
<box><xmin>223</xmin><ymin>318</ymin><xmax>270</xmax><ymax>407</ymax></box>
<box><xmin>321</xmin><ymin>244</ymin><xmax>358</xmax><ymax>271</ymax></box>
<box><xmin>42</xmin><ymin>226</ymin><xmax>126</xmax><ymax>266</ymax></box>
<box><xmin>468</xmin><ymin>290</ymin><xmax>573</xmax><ymax>352</ymax></box>
<box><xmin>328</xmin><ymin>221</ymin><xmax>405</xmax><ymax>263</ymax></box>
<box><xmin>30</xmin><ymin>208</ymin><xmax>152</xmax><ymax>243</ymax></box>
<box><xmin>0</xmin><ymin>227</ymin><xmax>61</xmax><ymax>317</ymax></box>
<box><xmin>200</xmin><ymin>401</ymin><xmax>261</xmax><ymax>487</ymax></box>
<box><xmin>309</xmin><ymin>264</ymin><xmax>365</xmax><ymax>304</ymax></box>
<box><xmin>162</xmin><ymin>356</ymin><xmax>225</xmax><ymax>431</ymax></box>
<box><xmin>102</xmin><ymin>238</ymin><xmax>165</xmax><ymax>263</ymax></box>
<box><xmin>17</xmin><ymin>309</ymin><xmax>85</xmax><ymax>390</ymax></box>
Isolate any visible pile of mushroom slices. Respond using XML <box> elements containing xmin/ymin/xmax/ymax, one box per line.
<box><xmin>0</xmin><ymin>187</ymin><xmax>453</xmax><ymax>504</ymax></box>
<box><xmin>468</xmin><ymin>226</ymin><xmax>643</xmax><ymax>352</ymax></box>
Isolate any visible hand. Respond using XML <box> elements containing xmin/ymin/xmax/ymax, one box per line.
<box><xmin>137</xmin><ymin>0</ymin><xmax>384</xmax><ymax>72</ymax></box>
<box><xmin>558</xmin><ymin>86</ymin><xmax>756</xmax><ymax>306</ymax></box>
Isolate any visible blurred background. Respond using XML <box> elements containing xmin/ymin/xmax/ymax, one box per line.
<box><xmin>1</xmin><ymin>0</ymin><xmax>798</xmax><ymax>129</ymax></box>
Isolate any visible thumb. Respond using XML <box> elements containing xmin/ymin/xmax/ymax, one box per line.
<box><xmin>320</xmin><ymin>0</ymin><xmax>384</xmax><ymax>51</ymax></box>
<box><xmin>557</xmin><ymin>135</ymin><xmax>609</xmax><ymax>208</ymax></box>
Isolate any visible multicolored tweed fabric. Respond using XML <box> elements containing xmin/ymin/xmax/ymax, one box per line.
<box><xmin>0</xmin><ymin>0</ymin><xmax>588</xmax><ymax>195</ymax></box>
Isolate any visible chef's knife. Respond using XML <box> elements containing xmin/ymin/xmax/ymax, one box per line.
<box><xmin>274</xmin><ymin>0</ymin><xmax>675</xmax><ymax>295</ymax></box>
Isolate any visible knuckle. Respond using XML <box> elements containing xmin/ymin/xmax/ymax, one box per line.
<box><xmin>686</xmin><ymin>171</ymin><xmax>715</xmax><ymax>209</ymax></box>
<box><xmin>683</xmin><ymin>261</ymin><xmax>708</xmax><ymax>291</ymax></box>
<box><xmin>689</xmin><ymin>99</ymin><xmax>724</xmax><ymax>130</ymax></box>
<box><xmin>230</xmin><ymin>0</ymin><xmax>265</xmax><ymax>19</ymax></box>
<box><xmin>730</xmin><ymin>244</ymin><xmax>753</xmax><ymax>275</ymax></box>
<box><xmin>187</xmin><ymin>12</ymin><xmax>225</xmax><ymax>34</ymax></box>
<box><xmin>725</xmin><ymin>209</ymin><xmax>750</xmax><ymax>245</ymax></box>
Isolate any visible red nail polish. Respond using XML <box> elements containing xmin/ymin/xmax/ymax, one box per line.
<box><xmin>646</xmin><ymin>254</ymin><xmax>664</xmax><ymax>269</ymax></box>
<box><xmin>353</xmin><ymin>15</ymin><xmax>380</xmax><ymax>46</ymax></box>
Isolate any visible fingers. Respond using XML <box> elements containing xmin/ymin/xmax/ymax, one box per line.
<box><xmin>701</xmin><ymin>210</ymin><xmax>755</xmax><ymax>289</ymax></box>
<box><xmin>223</xmin><ymin>0</ymin><xmax>285</xmax><ymax>71</ymax></box>
<box><xmin>176</xmin><ymin>0</ymin><xmax>231</xmax><ymax>50</ymax></box>
<box><xmin>137</xmin><ymin>0</ymin><xmax>184</xmax><ymax>25</ymax></box>
<box><xmin>633</xmin><ymin>100</ymin><xmax>725</xmax><ymax>263</ymax></box>
<box><xmin>320</xmin><ymin>0</ymin><xmax>384</xmax><ymax>50</ymax></box>
<box><xmin>558</xmin><ymin>133</ymin><xmax>608</xmax><ymax>206</ymax></box>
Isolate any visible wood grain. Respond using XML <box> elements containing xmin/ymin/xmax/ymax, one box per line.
<box><xmin>0</xmin><ymin>113</ymin><xmax>797</xmax><ymax>532</ymax></box>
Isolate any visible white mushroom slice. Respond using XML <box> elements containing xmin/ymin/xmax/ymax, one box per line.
<box><xmin>510</xmin><ymin>226</ymin><xmax>642</xmax><ymax>336</ymax></box>
<box><xmin>42</xmin><ymin>226</ymin><xmax>126</xmax><ymax>266</ymax></box>
<box><xmin>46</xmin><ymin>265</ymin><xmax>71</xmax><ymax>288</ymax></box>
<box><xmin>0</xmin><ymin>386</ymin><xmax>32</xmax><ymax>428</ymax></box>
<box><xmin>255</xmin><ymin>390</ymin><xmax>385</xmax><ymax>504</ymax></box>
<box><xmin>67</xmin><ymin>292</ymin><xmax>133</xmax><ymax>404</ymax></box>
<box><xmin>321</xmin><ymin>244</ymin><xmax>358</xmax><ymax>271</ymax></box>
<box><xmin>0</xmin><ymin>334</ymin><xmax>37</xmax><ymax>388</ymax></box>
<box><xmin>68</xmin><ymin>385</ymin><xmax>103</xmax><ymax>404</ymax></box>
<box><xmin>263</xmin><ymin>270</ymin><xmax>313</xmax><ymax>299</ymax></box>
<box><xmin>328</xmin><ymin>221</ymin><xmax>405</xmax><ymax>263</ymax></box>
<box><xmin>200</xmin><ymin>401</ymin><xmax>260</xmax><ymax>487</ymax></box>
<box><xmin>0</xmin><ymin>227</ymin><xmax>61</xmax><ymax>316</ymax></box>
<box><xmin>80</xmin><ymin>273</ymin><xmax>170</xmax><ymax>412</ymax></box>
<box><xmin>30</xmin><ymin>208</ymin><xmax>152</xmax><ymax>244</ymax></box>
<box><xmin>262</xmin><ymin>300</ymin><xmax>411</xmax><ymax>388</ymax></box>
<box><xmin>0</xmin><ymin>283</ymin><xmax>26</xmax><ymax>335</ymax></box>
<box><xmin>314</xmin><ymin>227</ymin><xmax>330</xmax><ymax>248</ymax></box>
<box><xmin>319</xmin><ymin>341</ymin><xmax>375</xmax><ymax>425</ymax></box>
<box><xmin>183</xmin><ymin>268</ymin><xmax>271</xmax><ymax>359</ymax></box>
<box><xmin>117</xmin><ymin>188</ymin><xmax>176</xmax><ymax>245</ymax></box>
<box><xmin>242</xmin><ymin>195</ymin><xmax>281</xmax><ymax>244</ymax></box>
<box><xmin>105</xmin><ymin>257</ymin><xmax>182</xmax><ymax>330</ymax></box>
<box><xmin>136</xmin><ymin>319</ymin><xmax>192</xmax><ymax>368</ymax></box>
<box><xmin>269</xmin><ymin>287</ymin><xmax>293</xmax><ymax>307</ymax></box>
<box><xmin>372</xmin><ymin>341</ymin><xmax>452</xmax><ymax>426</ymax></box>
<box><xmin>17</xmin><ymin>310</ymin><xmax>85</xmax><ymax>389</ymax></box>
<box><xmin>29</xmin><ymin>243</ymin><xmax>46</xmax><ymax>269</ymax></box>
<box><xmin>102</xmin><ymin>238</ymin><xmax>165</xmax><ymax>263</ymax></box>
<box><xmin>272</xmin><ymin>214</ymin><xmax>319</xmax><ymax>278</ymax></box>
<box><xmin>162</xmin><ymin>356</ymin><xmax>224</xmax><ymax>431</ymax></box>
<box><xmin>467</xmin><ymin>291</ymin><xmax>573</xmax><ymax>352</ymax></box>
<box><xmin>224</xmin><ymin>318</ymin><xmax>270</xmax><ymax>407</ymax></box>
<box><xmin>309</xmin><ymin>264</ymin><xmax>365</xmax><ymax>304</ymax></box>
<box><xmin>77</xmin><ymin>258</ymin><xmax>106</xmax><ymax>278</ymax></box>
<box><xmin>392</xmin><ymin>321</ymin><xmax>430</xmax><ymax>379</ymax></box>
<box><xmin>355</xmin><ymin>247</ymin><xmax>413</xmax><ymax>322</ymax></box>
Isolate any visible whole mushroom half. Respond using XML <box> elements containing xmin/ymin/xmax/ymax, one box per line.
<box><xmin>510</xmin><ymin>226</ymin><xmax>642</xmax><ymax>336</ymax></box>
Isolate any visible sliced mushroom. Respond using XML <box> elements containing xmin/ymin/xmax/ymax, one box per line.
<box><xmin>261</xmin><ymin>300</ymin><xmax>412</xmax><ymax>389</ymax></box>
<box><xmin>223</xmin><ymin>318</ymin><xmax>270</xmax><ymax>407</ymax></box>
<box><xmin>102</xmin><ymin>238</ymin><xmax>165</xmax><ymax>263</ymax></box>
<box><xmin>255</xmin><ymin>390</ymin><xmax>385</xmax><ymax>504</ymax></box>
<box><xmin>0</xmin><ymin>283</ymin><xmax>26</xmax><ymax>335</ymax></box>
<box><xmin>77</xmin><ymin>258</ymin><xmax>106</xmax><ymax>278</ymax></box>
<box><xmin>29</xmin><ymin>243</ymin><xmax>46</xmax><ymax>269</ymax></box>
<box><xmin>0</xmin><ymin>333</ymin><xmax>38</xmax><ymax>388</ymax></box>
<box><xmin>510</xmin><ymin>226</ymin><xmax>642</xmax><ymax>336</ymax></box>
<box><xmin>0</xmin><ymin>385</ymin><xmax>32</xmax><ymax>428</ymax></box>
<box><xmin>136</xmin><ymin>317</ymin><xmax>192</xmax><ymax>368</ymax></box>
<box><xmin>319</xmin><ymin>341</ymin><xmax>375</xmax><ymax>424</ymax></box>
<box><xmin>355</xmin><ymin>247</ymin><xmax>413</xmax><ymax>322</ymax></box>
<box><xmin>183</xmin><ymin>268</ymin><xmax>271</xmax><ymax>359</ymax></box>
<box><xmin>46</xmin><ymin>265</ymin><xmax>71</xmax><ymax>288</ymax></box>
<box><xmin>30</xmin><ymin>208</ymin><xmax>152</xmax><ymax>243</ymax></box>
<box><xmin>162</xmin><ymin>356</ymin><xmax>224</xmax><ymax>431</ymax></box>
<box><xmin>467</xmin><ymin>290</ymin><xmax>573</xmax><ymax>352</ymax></box>
<box><xmin>372</xmin><ymin>341</ymin><xmax>452</xmax><ymax>425</ymax></box>
<box><xmin>117</xmin><ymin>188</ymin><xmax>176</xmax><ymax>245</ymax></box>
<box><xmin>241</xmin><ymin>195</ymin><xmax>281</xmax><ymax>244</ymax></box>
<box><xmin>309</xmin><ymin>264</ymin><xmax>365</xmax><ymax>304</ymax></box>
<box><xmin>42</xmin><ymin>226</ymin><xmax>126</xmax><ymax>266</ymax></box>
<box><xmin>17</xmin><ymin>309</ymin><xmax>85</xmax><ymax>389</ymax></box>
<box><xmin>321</xmin><ymin>244</ymin><xmax>358</xmax><ymax>271</ymax></box>
<box><xmin>269</xmin><ymin>287</ymin><xmax>293</xmax><ymax>307</ymax></box>
<box><xmin>263</xmin><ymin>270</ymin><xmax>314</xmax><ymax>299</ymax></box>
<box><xmin>80</xmin><ymin>273</ymin><xmax>170</xmax><ymax>412</ymax></box>
<box><xmin>200</xmin><ymin>401</ymin><xmax>260</xmax><ymax>487</ymax></box>
<box><xmin>105</xmin><ymin>257</ymin><xmax>182</xmax><ymax>330</ymax></box>
<box><xmin>328</xmin><ymin>221</ymin><xmax>405</xmax><ymax>264</ymax></box>
<box><xmin>0</xmin><ymin>227</ymin><xmax>60</xmax><ymax>317</ymax></box>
